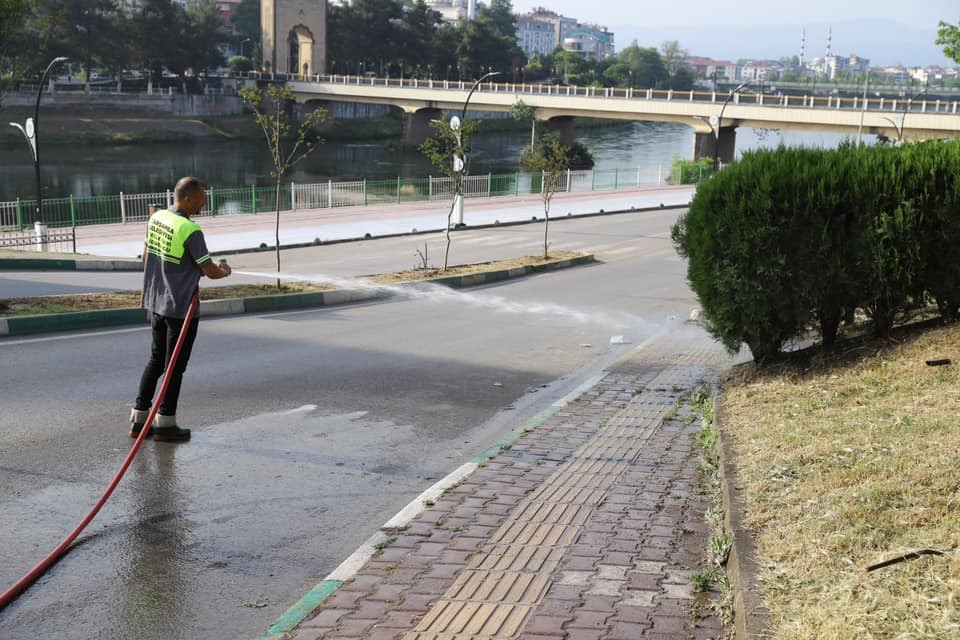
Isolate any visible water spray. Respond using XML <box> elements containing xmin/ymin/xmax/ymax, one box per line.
<box><xmin>232</xmin><ymin>269</ymin><xmax>656</xmax><ymax>333</ymax></box>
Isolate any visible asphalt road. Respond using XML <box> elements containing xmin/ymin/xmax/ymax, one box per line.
<box><xmin>0</xmin><ymin>210</ymin><xmax>697</xmax><ymax>640</ymax></box>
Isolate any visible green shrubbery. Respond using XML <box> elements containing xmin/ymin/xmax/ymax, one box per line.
<box><xmin>670</xmin><ymin>157</ymin><xmax>716</xmax><ymax>184</ymax></box>
<box><xmin>671</xmin><ymin>141</ymin><xmax>960</xmax><ymax>362</ymax></box>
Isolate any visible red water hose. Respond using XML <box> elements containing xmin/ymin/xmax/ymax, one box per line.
<box><xmin>0</xmin><ymin>291</ymin><xmax>200</xmax><ymax>610</ymax></box>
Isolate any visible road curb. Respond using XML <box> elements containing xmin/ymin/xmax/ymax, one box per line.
<box><xmin>0</xmin><ymin>257</ymin><xmax>142</xmax><ymax>271</ymax></box>
<box><xmin>715</xmin><ymin>397</ymin><xmax>770</xmax><ymax>639</ymax></box>
<box><xmin>255</xmin><ymin>331</ymin><xmax>672</xmax><ymax>640</ymax></box>
<box><xmin>256</xmin><ymin>393</ymin><xmax>574</xmax><ymax>640</ymax></box>
<box><xmin>0</xmin><ymin>254</ymin><xmax>595</xmax><ymax>336</ymax></box>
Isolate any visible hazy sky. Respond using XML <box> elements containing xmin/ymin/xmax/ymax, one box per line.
<box><xmin>512</xmin><ymin>1</ymin><xmax>957</xmax><ymax>30</ymax></box>
<box><xmin>511</xmin><ymin>1</ymin><xmax>957</xmax><ymax>65</ymax></box>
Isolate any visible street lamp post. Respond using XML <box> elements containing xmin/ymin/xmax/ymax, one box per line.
<box><xmin>10</xmin><ymin>56</ymin><xmax>68</xmax><ymax>245</ymax></box>
<box><xmin>239</xmin><ymin>37</ymin><xmax>251</xmax><ymax>59</ymax></box>
<box><xmin>883</xmin><ymin>84</ymin><xmax>927</xmax><ymax>143</ymax></box>
<box><xmin>452</xmin><ymin>71</ymin><xmax>501</xmax><ymax>226</ymax></box>
<box><xmin>709</xmin><ymin>79</ymin><xmax>751</xmax><ymax>172</ymax></box>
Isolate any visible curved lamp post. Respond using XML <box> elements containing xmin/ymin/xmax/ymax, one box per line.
<box><xmin>10</xmin><ymin>56</ymin><xmax>68</xmax><ymax>235</ymax></box>
<box><xmin>452</xmin><ymin>71</ymin><xmax>500</xmax><ymax>225</ymax></box>
<box><xmin>882</xmin><ymin>85</ymin><xmax>927</xmax><ymax>143</ymax></box>
<box><xmin>709</xmin><ymin>79</ymin><xmax>751</xmax><ymax>171</ymax></box>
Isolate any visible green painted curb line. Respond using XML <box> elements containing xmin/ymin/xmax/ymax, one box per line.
<box><xmin>470</xmin><ymin>405</ymin><xmax>561</xmax><ymax>463</ymax></box>
<box><xmin>259</xmin><ymin>579</ymin><xmax>343</xmax><ymax>640</ymax></box>
<box><xmin>5</xmin><ymin>308</ymin><xmax>148</xmax><ymax>336</ymax></box>
<box><xmin>424</xmin><ymin>254</ymin><xmax>594</xmax><ymax>290</ymax></box>
<box><xmin>0</xmin><ymin>258</ymin><xmax>77</xmax><ymax>270</ymax></box>
<box><xmin>258</xmin><ymin>403</ymin><xmax>564</xmax><ymax>639</ymax></box>
<box><xmin>0</xmin><ymin>258</ymin><xmax>143</xmax><ymax>271</ymax></box>
<box><xmin>242</xmin><ymin>291</ymin><xmax>326</xmax><ymax>313</ymax></box>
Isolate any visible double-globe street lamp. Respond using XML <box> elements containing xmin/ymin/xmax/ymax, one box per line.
<box><xmin>707</xmin><ymin>79</ymin><xmax>751</xmax><ymax>172</ymax></box>
<box><xmin>450</xmin><ymin>70</ymin><xmax>501</xmax><ymax>226</ymax></box>
<box><xmin>9</xmin><ymin>56</ymin><xmax>68</xmax><ymax>245</ymax></box>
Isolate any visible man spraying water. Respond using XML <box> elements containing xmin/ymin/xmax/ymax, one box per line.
<box><xmin>128</xmin><ymin>176</ymin><xmax>232</xmax><ymax>442</ymax></box>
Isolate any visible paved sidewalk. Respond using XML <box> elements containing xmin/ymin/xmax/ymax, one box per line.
<box><xmin>273</xmin><ymin>331</ymin><xmax>733</xmax><ymax>640</ymax></box>
<box><xmin>72</xmin><ymin>186</ymin><xmax>695</xmax><ymax>259</ymax></box>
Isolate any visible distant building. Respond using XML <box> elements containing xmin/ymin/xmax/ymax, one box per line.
<box><xmin>523</xmin><ymin>7</ymin><xmax>578</xmax><ymax>49</ymax></box>
<box><xmin>824</xmin><ymin>53</ymin><xmax>870</xmax><ymax>80</ymax></box>
<box><xmin>516</xmin><ymin>16</ymin><xmax>556</xmax><ymax>58</ymax></box>
<box><xmin>689</xmin><ymin>56</ymin><xmax>738</xmax><ymax>81</ymax></box>
<box><xmin>425</xmin><ymin>0</ymin><xmax>477</xmax><ymax>22</ymax></box>
<box><xmin>740</xmin><ymin>60</ymin><xmax>784</xmax><ymax>82</ymax></box>
<box><xmin>562</xmin><ymin>25</ymin><xmax>614</xmax><ymax>60</ymax></box>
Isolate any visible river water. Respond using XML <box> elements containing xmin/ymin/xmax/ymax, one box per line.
<box><xmin>0</xmin><ymin>121</ymin><xmax>854</xmax><ymax>202</ymax></box>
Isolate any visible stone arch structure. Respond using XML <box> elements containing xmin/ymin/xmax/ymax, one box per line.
<box><xmin>261</xmin><ymin>0</ymin><xmax>327</xmax><ymax>76</ymax></box>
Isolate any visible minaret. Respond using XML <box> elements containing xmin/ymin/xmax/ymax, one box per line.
<box><xmin>799</xmin><ymin>27</ymin><xmax>806</xmax><ymax>68</ymax></box>
<box><xmin>825</xmin><ymin>26</ymin><xmax>832</xmax><ymax>58</ymax></box>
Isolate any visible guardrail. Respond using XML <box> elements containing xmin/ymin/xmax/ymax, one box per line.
<box><xmin>0</xmin><ymin>165</ymin><xmax>694</xmax><ymax>231</ymax></box>
<box><xmin>276</xmin><ymin>73</ymin><xmax>960</xmax><ymax>115</ymax></box>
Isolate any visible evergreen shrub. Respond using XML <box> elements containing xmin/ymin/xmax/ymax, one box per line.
<box><xmin>672</xmin><ymin>140</ymin><xmax>960</xmax><ymax>362</ymax></box>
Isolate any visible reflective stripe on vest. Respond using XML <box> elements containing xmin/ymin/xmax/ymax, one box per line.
<box><xmin>145</xmin><ymin>210</ymin><xmax>201</xmax><ymax>265</ymax></box>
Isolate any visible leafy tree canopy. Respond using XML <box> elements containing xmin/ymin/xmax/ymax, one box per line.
<box><xmin>937</xmin><ymin>20</ymin><xmax>960</xmax><ymax>64</ymax></box>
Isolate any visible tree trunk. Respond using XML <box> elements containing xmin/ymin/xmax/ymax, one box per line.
<box><xmin>543</xmin><ymin>201</ymin><xmax>550</xmax><ymax>259</ymax></box>
<box><xmin>275</xmin><ymin>177</ymin><xmax>282</xmax><ymax>289</ymax></box>
<box><xmin>443</xmin><ymin>195</ymin><xmax>455</xmax><ymax>271</ymax></box>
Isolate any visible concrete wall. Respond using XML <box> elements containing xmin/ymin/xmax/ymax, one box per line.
<box><xmin>2</xmin><ymin>92</ymin><xmax>246</xmax><ymax>117</ymax></box>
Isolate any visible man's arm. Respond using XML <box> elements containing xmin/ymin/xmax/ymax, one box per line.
<box><xmin>201</xmin><ymin>260</ymin><xmax>231</xmax><ymax>279</ymax></box>
<box><xmin>186</xmin><ymin>229</ymin><xmax>231</xmax><ymax>279</ymax></box>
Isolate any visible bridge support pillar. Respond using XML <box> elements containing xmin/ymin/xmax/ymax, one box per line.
<box><xmin>693</xmin><ymin>127</ymin><xmax>738</xmax><ymax>165</ymax></box>
<box><xmin>404</xmin><ymin>108</ymin><xmax>443</xmax><ymax>145</ymax></box>
<box><xmin>545</xmin><ymin>116</ymin><xmax>576</xmax><ymax>147</ymax></box>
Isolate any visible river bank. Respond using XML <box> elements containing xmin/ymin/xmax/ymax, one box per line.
<box><xmin>0</xmin><ymin>100</ymin><xmax>630</xmax><ymax>148</ymax></box>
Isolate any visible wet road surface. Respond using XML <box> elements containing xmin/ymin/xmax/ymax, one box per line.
<box><xmin>0</xmin><ymin>209</ymin><xmax>695</xmax><ymax>639</ymax></box>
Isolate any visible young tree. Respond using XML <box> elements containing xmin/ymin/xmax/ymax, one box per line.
<box><xmin>937</xmin><ymin>20</ymin><xmax>960</xmax><ymax>63</ymax></box>
<box><xmin>239</xmin><ymin>84</ymin><xmax>327</xmax><ymax>288</ymax></box>
<box><xmin>419</xmin><ymin>113</ymin><xmax>479</xmax><ymax>270</ymax></box>
<box><xmin>521</xmin><ymin>132</ymin><xmax>571</xmax><ymax>259</ymax></box>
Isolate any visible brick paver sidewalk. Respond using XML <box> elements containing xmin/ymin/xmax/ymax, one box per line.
<box><xmin>288</xmin><ymin>334</ymin><xmax>732</xmax><ymax>640</ymax></box>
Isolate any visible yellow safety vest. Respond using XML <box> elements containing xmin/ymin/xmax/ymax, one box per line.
<box><xmin>145</xmin><ymin>210</ymin><xmax>202</xmax><ymax>265</ymax></box>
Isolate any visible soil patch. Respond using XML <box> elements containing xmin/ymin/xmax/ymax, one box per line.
<box><xmin>0</xmin><ymin>252</ymin><xmax>584</xmax><ymax>317</ymax></box>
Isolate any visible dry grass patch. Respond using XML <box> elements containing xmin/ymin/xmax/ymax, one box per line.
<box><xmin>721</xmin><ymin>324</ymin><xmax>960</xmax><ymax>639</ymax></box>
<box><xmin>0</xmin><ymin>252</ymin><xmax>586</xmax><ymax>317</ymax></box>
<box><xmin>0</xmin><ymin>283</ymin><xmax>331</xmax><ymax>317</ymax></box>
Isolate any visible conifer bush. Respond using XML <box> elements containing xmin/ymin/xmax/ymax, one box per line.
<box><xmin>672</xmin><ymin>140</ymin><xmax>960</xmax><ymax>363</ymax></box>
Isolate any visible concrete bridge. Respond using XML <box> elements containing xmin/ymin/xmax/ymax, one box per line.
<box><xmin>281</xmin><ymin>74</ymin><xmax>960</xmax><ymax>162</ymax></box>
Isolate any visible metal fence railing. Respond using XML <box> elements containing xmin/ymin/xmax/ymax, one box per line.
<box><xmin>0</xmin><ymin>165</ymin><xmax>694</xmax><ymax>232</ymax></box>
<box><xmin>0</xmin><ymin>226</ymin><xmax>76</xmax><ymax>252</ymax></box>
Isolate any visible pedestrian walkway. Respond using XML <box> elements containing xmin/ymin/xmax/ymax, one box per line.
<box><xmin>73</xmin><ymin>186</ymin><xmax>695</xmax><ymax>259</ymax></box>
<box><xmin>271</xmin><ymin>331</ymin><xmax>733</xmax><ymax>640</ymax></box>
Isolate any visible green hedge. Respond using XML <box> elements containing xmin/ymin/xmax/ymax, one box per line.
<box><xmin>672</xmin><ymin>141</ymin><xmax>960</xmax><ymax>363</ymax></box>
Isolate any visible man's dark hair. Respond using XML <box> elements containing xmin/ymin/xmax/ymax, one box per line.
<box><xmin>174</xmin><ymin>177</ymin><xmax>205</xmax><ymax>201</ymax></box>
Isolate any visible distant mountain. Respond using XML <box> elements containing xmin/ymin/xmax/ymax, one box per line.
<box><xmin>615</xmin><ymin>19</ymin><xmax>953</xmax><ymax>68</ymax></box>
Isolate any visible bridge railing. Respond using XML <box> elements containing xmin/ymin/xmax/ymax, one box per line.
<box><xmin>290</xmin><ymin>73</ymin><xmax>960</xmax><ymax>115</ymax></box>
<box><xmin>0</xmin><ymin>165</ymin><xmax>687</xmax><ymax>234</ymax></box>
